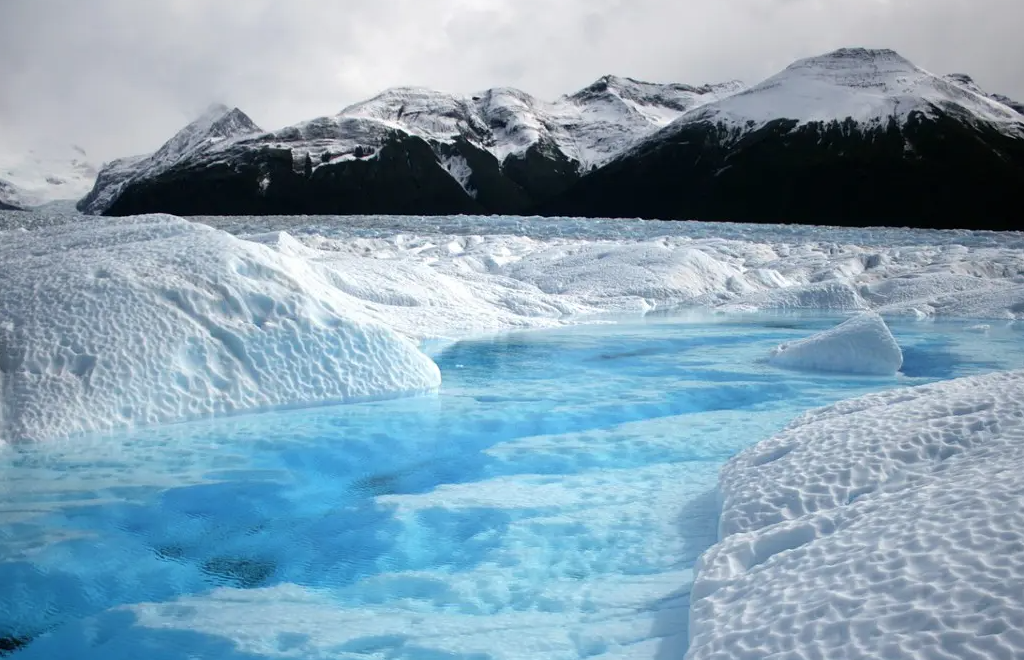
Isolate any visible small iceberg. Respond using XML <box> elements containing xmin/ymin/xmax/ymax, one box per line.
<box><xmin>767</xmin><ymin>311</ymin><xmax>903</xmax><ymax>376</ymax></box>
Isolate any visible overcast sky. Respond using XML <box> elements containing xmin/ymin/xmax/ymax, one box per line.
<box><xmin>2</xmin><ymin>0</ymin><xmax>1022</xmax><ymax>162</ymax></box>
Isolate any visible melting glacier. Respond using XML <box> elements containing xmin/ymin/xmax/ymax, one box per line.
<box><xmin>2</xmin><ymin>210</ymin><xmax>1024</xmax><ymax>659</ymax></box>
<box><xmin>3</xmin><ymin>315</ymin><xmax>1024</xmax><ymax>659</ymax></box>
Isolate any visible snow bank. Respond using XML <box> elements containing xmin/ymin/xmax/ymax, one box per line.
<box><xmin>688</xmin><ymin>369</ymin><xmax>1024</xmax><ymax>659</ymax></box>
<box><xmin>0</xmin><ymin>215</ymin><xmax>440</xmax><ymax>443</ymax></box>
<box><xmin>767</xmin><ymin>311</ymin><xmax>903</xmax><ymax>375</ymax></box>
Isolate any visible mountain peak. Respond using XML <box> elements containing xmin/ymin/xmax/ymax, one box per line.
<box><xmin>814</xmin><ymin>47</ymin><xmax>908</xmax><ymax>63</ymax></box>
<box><xmin>198</xmin><ymin>102</ymin><xmax>232</xmax><ymax>120</ymax></box>
<box><xmin>151</xmin><ymin>105</ymin><xmax>260</xmax><ymax>166</ymax></box>
<box><xmin>668</xmin><ymin>45</ymin><xmax>1024</xmax><ymax>133</ymax></box>
<box><xmin>573</xmin><ymin>74</ymin><xmax>646</xmax><ymax>97</ymax></box>
<box><xmin>787</xmin><ymin>47</ymin><xmax>918</xmax><ymax>78</ymax></box>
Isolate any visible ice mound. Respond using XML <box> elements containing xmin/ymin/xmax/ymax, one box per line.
<box><xmin>0</xmin><ymin>215</ymin><xmax>440</xmax><ymax>443</ymax></box>
<box><xmin>689</xmin><ymin>369</ymin><xmax>1024</xmax><ymax>659</ymax></box>
<box><xmin>767</xmin><ymin>311</ymin><xmax>903</xmax><ymax>375</ymax></box>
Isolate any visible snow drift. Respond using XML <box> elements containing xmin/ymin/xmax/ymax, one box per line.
<box><xmin>688</xmin><ymin>369</ymin><xmax>1024</xmax><ymax>659</ymax></box>
<box><xmin>0</xmin><ymin>215</ymin><xmax>440</xmax><ymax>443</ymax></box>
<box><xmin>767</xmin><ymin>311</ymin><xmax>903</xmax><ymax>375</ymax></box>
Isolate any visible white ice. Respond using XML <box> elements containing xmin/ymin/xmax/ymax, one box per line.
<box><xmin>0</xmin><ymin>214</ymin><xmax>440</xmax><ymax>443</ymax></box>
<box><xmin>2</xmin><ymin>211</ymin><xmax>1024</xmax><ymax>660</ymax></box>
<box><xmin>3</xmin><ymin>211</ymin><xmax>1024</xmax><ymax>443</ymax></box>
<box><xmin>690</xmin><ymin>369</ymin><xmax>1024</xmax><ymax>660</ymax></box>
<box><xmin>767</xmin><ymin>311</ymin><xmax>903</xmax><ymax>375</ymax></box>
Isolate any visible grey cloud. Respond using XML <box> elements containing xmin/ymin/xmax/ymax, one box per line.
<box><xmin>1</xmin><ymin>0</ymin><xmax>1021</xmax><ymax>162</ymax></box>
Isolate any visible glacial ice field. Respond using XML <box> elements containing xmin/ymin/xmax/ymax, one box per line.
<box><xmin>2</xmin><ymin>212</ymin><xmax>1023</xmax><ymax>443</ymax></box>
<box><xmin>2</xmin><ymin>211</ymin><xmax>1024</xmax><ymax>659</ymax></box>
<box><xmin>3</xmin><ymin>314</ymin><xmax>1024</xmax><ymax>659</ymax></box>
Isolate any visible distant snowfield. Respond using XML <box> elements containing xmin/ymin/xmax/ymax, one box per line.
<box><xmin>0</xmin><ymin>144</ymin><xmax>101</xmax><ymax>209</ymax></box>
<box><xmin>211</xmin><ymin>213</ymin><xmax>1024</xmax><ymax>339</ymax></box>
<box><xmin>2</xmin><ymin>210</ymin><xmax>1024</xmax><ymax>659</ymax></box>
<box><xmin>2</xmin><ymin>211</ymin><xmax>1023</xmax><ymax>443</ymax></box>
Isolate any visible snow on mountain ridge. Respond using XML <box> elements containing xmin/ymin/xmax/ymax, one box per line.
<box><xmin>330</xmin><ymin>77</ymin><xmax>736</xmax><ymax>169</ymax></box>
<box><xmin>75</xmin><ymin>48</ymin><xmax>1022</xmax><ymax>215</ymax></box>
<box><xmin>647</xmin><ymin>47</ymin><xmax>1024</xmax><ymax>147</ymax></box>
<box><xmin>991</xmin><ymin>93</ymin><xmax>1024</xmax><ymax>115</ymax></box>
<box><xmin>77</xmin><ymin>106</ymin><xmax>263</xmax><ymax>214</ymax></box>
<box><xmin>78</xmin><ymin>77</ymin><xmax>736</xmax><ymax>213</ymax></box>
<box><xmin>148</xmin><ymin>104</ymin><xmax>260</xmax><ymax>169</ymax></box>
<box><xmin>944</xmin><ymin>74</ymin><xmax>1024</xmax><ymax>116</ymax></box>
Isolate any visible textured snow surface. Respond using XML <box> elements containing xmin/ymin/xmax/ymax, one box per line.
<box><xmin>768</xmin><ymin>311</ymin><xmax>903</xmax><ymax>375</ymax></box>
<box><xmin>650</xmin><ymin>48</ymin><xmax>1024</xmax><ymax>147</ymax></box>
<box><xmin>197</xmin><ymin>214</ymin><xmax>1024</xmax><ymax>337</ymax></box>
<box><xmin>3</xmin><ymin>210</ymin><xmax>1023</xmax><ymax>442</ymax></box>
<box><xmin>9</xmin><ymin>212</ymin><xmax>1024</xmax><ymax>340</ymax></box>
<box><xmin>689</xmin><ymin>369</ymin><xmax>1024</xmax><ymax>659</ymax></box>
<box><xmin>0</xmin><ymin>215</ymin><xmax>440</xmax><ymax>443</ymax></box>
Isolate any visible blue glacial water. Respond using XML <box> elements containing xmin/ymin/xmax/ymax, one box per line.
<box><xmin>1</xmin><ymin>315</ymin><xmax>1022</xmax><ymax>659</ymax></box>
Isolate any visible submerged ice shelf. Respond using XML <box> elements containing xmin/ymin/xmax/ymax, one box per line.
<box><xmin>2</xmin><ymin>317</ymin><xmax>1024</xmax><ymax>659</ymax></box>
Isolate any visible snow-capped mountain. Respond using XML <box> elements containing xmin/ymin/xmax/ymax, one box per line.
<box><xmin>561</xmin><ymin>77</ymin><xmax>745</xmax><ymax>168</ymax></box>
<box><xmin>77</xmin><ymin>105</ymin><xmax>262</xmax><ymax>215</ymax></box>
<box><xmin>673</xmin><ymin>48</ymin><xmax>1022</xmax><ymax>134</ymax></box>
<box><xmin>544</xmin><ymin>48</ymin><xmax>1024</xmax><ymax>230</ymax></box>
<box><xmin>335</xmin><ymin>77</ymin><xmax>744</xmax><ymax>169</ymax></box>
<box><xmin>83</xmin><ymin>77</ymin><xmax>739</xmax><ymax>216</ymax></box>
<box><xmin>0</xmin><ymin>144</ymin><xmax>100</xmax><ymax>209</ymax></box>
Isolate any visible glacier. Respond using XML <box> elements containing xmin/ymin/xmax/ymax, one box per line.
<box><xmin>2</xmin><ymin>209</ymin><xmax>1024</xmax><ymax>660</ymax></box>
<box><xmin>2</xmin><ymin>210</ymin><xmax>1024</xmax><ymax>443</ymax></box>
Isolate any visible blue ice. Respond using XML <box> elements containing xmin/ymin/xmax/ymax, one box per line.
<box><xmin>1</xmin><ymin>315</ymin><xmax>1021</xmax><ymax>659</ymax></box>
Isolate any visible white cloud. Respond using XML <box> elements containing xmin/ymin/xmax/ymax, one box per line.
<box><xmin>1</xmin><ymin>0</ymin><xmax>1021</xmax><ymax>162</ymax></box>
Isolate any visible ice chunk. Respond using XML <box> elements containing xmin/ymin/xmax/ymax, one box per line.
<box><xmin>766</xmin><ymin>311</ymin><xmax>903</xmax><ymax>375</ymax></box>
<box><xmin>689</xmin><ymin>369</ymin><xmax>1024</xmax><ymax>660</ymax></box>
<box><xmin>0</xmin><ymin>215</ymin><xmax>440</xmax><ymax>443</ymax></box>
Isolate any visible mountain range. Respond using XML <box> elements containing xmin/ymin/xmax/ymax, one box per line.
<box><xmin>543</xmin><ymin>49</ymin><xmax>1024</xmax><ymax>229</ymax></box>
<box><xmin>76</xmin><ymin>76</ymin><xmax>742</xmax><ymax>218</ymax></box>
<box><xmin>3</xmin><ymin>47</ymin><xmax>1022</xmax><ymax>229</ymax></box>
